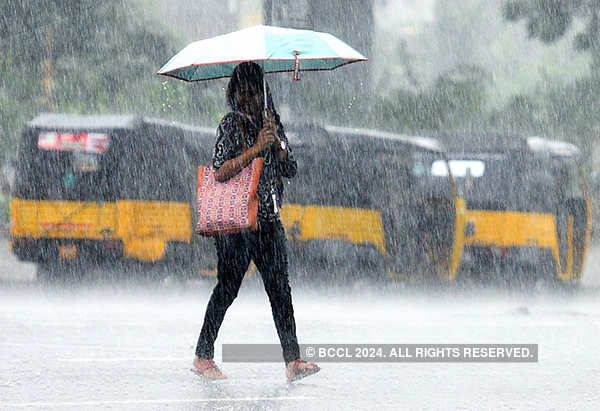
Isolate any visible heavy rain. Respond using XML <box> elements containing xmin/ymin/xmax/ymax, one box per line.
<box><xmin>1</xmin><ymin>0</ymin><xmax>600</xmax><ymax>409</ymax></box>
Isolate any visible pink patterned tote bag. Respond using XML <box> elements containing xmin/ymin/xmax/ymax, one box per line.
<box><xmin>195</xmin><ymin>158</ymin><xmax>263</xmax><ymax>236</ymax></box>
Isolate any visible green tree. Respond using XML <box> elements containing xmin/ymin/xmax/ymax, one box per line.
<box><xmin>373</xmin><ymin>64</ymin><xmax>490</xmax><ymax>134</ymax></box>
<box><xmin>503</xmin><ymin>0</ymin><xmax>600</xmax><ymax>74</ymax></box>
<box><xmin>0</xmin><ymin>0</ymin><xmax>213</xmax><ymax>155</ymax></box>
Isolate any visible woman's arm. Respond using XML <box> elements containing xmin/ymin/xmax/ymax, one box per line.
<box><xmin>213</xmin><ymin>144</ymin><xmax>261</xmax><ymax>182</ymax></box>
<box><xmin>213</xmin><ymin>127</ymin><xmax>275</xmax><ymax>183</ymax></box>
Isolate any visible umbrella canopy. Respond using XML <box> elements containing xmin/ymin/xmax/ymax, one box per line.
<box><xmin>157</xmin><ymin>25</ymin><xmax>367</xmax><ymax>82</ymax></box>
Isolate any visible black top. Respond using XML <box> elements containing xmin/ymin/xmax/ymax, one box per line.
<box><xmin>212</xmin><ymin>112</ymin><xmax>297</xmax><ymax>222</ymax></box>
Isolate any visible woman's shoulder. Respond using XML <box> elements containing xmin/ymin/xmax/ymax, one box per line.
<box><xmin>217</xmin><ymin>112</ymin><xmax>242</xmax><ymax>134</ymax></box>
<box><xmin>216</xmin><ymin>113</ymin><xmax>244</xmax><ymax>143</ymax></box>
<box><xmin>218</xmin><ymin>112</ymin><xmax>239</xmax><ymax>127</ymax></box>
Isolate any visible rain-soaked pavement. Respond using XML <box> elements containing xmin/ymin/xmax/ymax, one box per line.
<box><xmin>1</xmin><ymin>238</ymin><xmax>600</xmax><ymax>410</ymax></box>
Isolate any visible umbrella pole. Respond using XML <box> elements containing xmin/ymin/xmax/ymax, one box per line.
<box><xmin>262</xmin><ymin>60</ymin><xmax>268</xmax><ymax>115</ymax></box>
<box><xmin>263</xmin><ymin>75</ymin><xmax>268</xmax><ymax>114</ymax></box>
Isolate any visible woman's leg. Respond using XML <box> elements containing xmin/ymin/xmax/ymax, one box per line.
<box><xmin>251</xmin><ymin>220</ymin><xmax>300</xmax><ymax>364</ymax></box>
<box><xmin>195</xmin><ymin>233</ymin><xmax>250</xmax><ymax>360</ymax></box>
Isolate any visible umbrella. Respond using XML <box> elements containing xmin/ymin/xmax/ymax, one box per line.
<box><xmin>157</xmin><ymin>24</ymin><xmax>367</xmax><ymax>109</ymax></box>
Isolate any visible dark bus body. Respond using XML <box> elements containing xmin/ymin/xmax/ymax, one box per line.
<box><xmin>10</xmin><ymin>113</ymin><xmax>211</xmax><ymax>279</ymax></box>
<box><xmin>437</xmin><ymin>133</ymin><xmax>591</xmax><ymax>284</ymax></box>
<box><xmin>278</xmin><ymin>124</ymin><xmax>465</xmax><ymax>283</ymax></box>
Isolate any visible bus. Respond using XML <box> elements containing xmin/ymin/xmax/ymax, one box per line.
<box><xmin>10</xmin><ymin>113</ymin><xmax>212</xmax><ymax>280</ymax></box>
<box><xmin>10</xmin><ymin>113</ymin><xmax>466</xmax><ymax>284</ymax></box>
<box><xmin>436</xmin><ymin>133</ymin><xmax>591</xmax><ymax>284</ymax></box>
<box><xmin>279</xmin><ymin>124</ymin><xmax>466</xmax><ymax>284</ymax></box>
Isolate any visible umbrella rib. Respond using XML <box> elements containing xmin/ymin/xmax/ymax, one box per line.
<box><xmin>159</xmin><ymin>57</ymin><xmax>366</xmax><ymax>77</ymax></box>
<box><xmin>158</xmin><ymin>61</ymin><xmax>367</xmax><ymax>82</ymax></box>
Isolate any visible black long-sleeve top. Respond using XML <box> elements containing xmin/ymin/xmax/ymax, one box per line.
<box><xmin>212</xmin><ymin>112</ymin><xmax>297</xmax><ymax>222</ymax></box>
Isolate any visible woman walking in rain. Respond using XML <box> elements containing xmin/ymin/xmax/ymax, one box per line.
<box><xmin>193</xmin><ymin>62</ymin><xmax>320</xmax><ymax>382</ymax></box>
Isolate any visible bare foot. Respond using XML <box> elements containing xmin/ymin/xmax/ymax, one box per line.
<box><xmin>286</xmin><ymin>359</ymin><xmax>320</xmax><ymax>382</ymax></box>
<box><xmin>192</xmin><ymin>356</ymin><xmax>227</xmax><ymax>379</ymax></box>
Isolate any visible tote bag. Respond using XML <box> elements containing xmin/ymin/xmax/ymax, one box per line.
<box><xmin>195</xmin><ymin>157</ymin><xmax>263</xmax><ymax>236</ymax></box>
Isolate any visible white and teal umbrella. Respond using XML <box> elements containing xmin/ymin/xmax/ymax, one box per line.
<box><xmin>157</xmin><ymin>25</ymin><xmax>367</xmax><ymax>84</ymax></box>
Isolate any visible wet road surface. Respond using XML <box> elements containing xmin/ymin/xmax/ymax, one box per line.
<box><xmin>1</xmin><ymin>240</ymin><xmax>600</xmax><ymax>410</ymax></box>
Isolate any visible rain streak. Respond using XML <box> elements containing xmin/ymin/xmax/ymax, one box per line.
<box><xmin>1</xmin><ymin>1</ymin><xmax>600</xmax><ymax>410</ymax></box>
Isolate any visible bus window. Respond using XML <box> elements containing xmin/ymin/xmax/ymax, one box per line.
<box><xmin>24</xmin><ymin>132</ymin><xmax>116</xmax><ymax>202</ymax></box>
<box><xmin>431</xmin><ymin>159</ymin><xmax>485</xmax><ymax>178</ymax></box>
<box><xmin>117</xmin><ymin>141</ymin><xmax>189</xmax><ymax>202</ymax></box>
<box><xmin>289</xmin><ymin>144</ymin><xmax>372</xmax><ymax>209</ymax></box>
<box><xmin>72</xmin><ymin>152</ymin><xmax>100</xmax><ymax>172</ymax></box>
<box><xmin>566</xmin><ymin>163</ymin><xmax>584</xmax><ymax>198</ymax></box>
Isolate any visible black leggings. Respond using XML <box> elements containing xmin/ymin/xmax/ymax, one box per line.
<box><xmin>195</xmin><ymin>220</ymin><xmax>300</xmax><ymax>364</ymax></box>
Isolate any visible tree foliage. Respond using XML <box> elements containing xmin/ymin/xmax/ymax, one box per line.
<box><xmin>371</xmin><ymin>64</ymin><xmax>489</xmax><ymax>134</ymax></box>
<box><xmin>0</xmin><ymin>0</ymin><xmax>219</xmax><ymax>156</ymax></box>
<box><xmin>503</xmin><ymin>0</ymin><xmax>600</xmax><ymax>70</ymax></box>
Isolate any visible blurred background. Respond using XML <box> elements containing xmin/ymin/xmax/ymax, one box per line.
<box><xmin>2</xmin><ymin>3</ymin><xmax>600</xmax><ymax>408</ymax></box>
<box><xmin>3</xmin><ymin>0</ymin><xmax>600</xmax><ymax>189</ymax></box>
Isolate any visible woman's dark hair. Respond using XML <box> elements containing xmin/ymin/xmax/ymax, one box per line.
<box><xmin>226</xmin><ymin>62</ymin><xmax>278</xmax><ymax>119</ymax></box>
